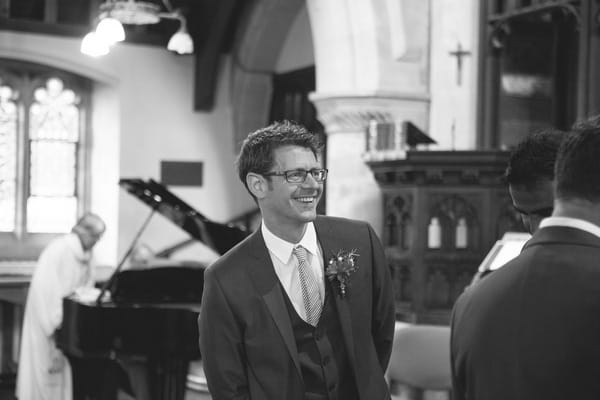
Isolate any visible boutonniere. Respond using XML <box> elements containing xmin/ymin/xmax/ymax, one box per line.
<box><xmin>325</xmin><ymin>249</ymin><xmax>359</xmax><ymax>298</ymax></box>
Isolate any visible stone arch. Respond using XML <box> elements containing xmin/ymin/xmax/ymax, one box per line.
<box><xmin>230</xmin><ymin>0</ymin><xmax>306</xmax><ymax>149</ymax></box>
<box><xmin>229</xmin><ymin>0</ymin><xmax>400</xmax><ymax>142</ymax></box>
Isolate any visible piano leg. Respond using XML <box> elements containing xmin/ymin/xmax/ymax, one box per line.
<box><xmin>120</xmin><ymin>356</ymin><xmax>189</xmax><ymax>400</ymax></box>
<box><xmin>0</xmin><ymin>298</ymin><xmax>25</xmax><ymax>378</ymax></box>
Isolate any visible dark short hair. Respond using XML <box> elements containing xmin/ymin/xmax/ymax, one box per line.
<box><xmin>504</xmin><ymin>129</ymin><xmax>565</xmax><ymax>188</ymax></box>
<box><xmin>236</xmin><ymin>120</ymin><xmax>323</xmax><ymax>197</ymax></box>
<box><xmin>555</xmin><ymin>115</ymin><xmax>600</xmax><ymax>202</ymax></box>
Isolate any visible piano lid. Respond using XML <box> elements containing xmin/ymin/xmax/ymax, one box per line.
<box><xmin>119</xmin><ymin>178</ymin><xmax>248</xmax><ymax>255</ymax></box>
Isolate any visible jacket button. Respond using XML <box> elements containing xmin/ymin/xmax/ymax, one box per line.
<box><xmin>323</xmin><ymin>355</ymin><xmax>331</xmax><ymax>364</ymax></box>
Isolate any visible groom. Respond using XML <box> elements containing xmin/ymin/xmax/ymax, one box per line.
<box><xmin>198</xmin><ymin>120</ymin><xmax>395</xmax><ymax>400</ymax></box>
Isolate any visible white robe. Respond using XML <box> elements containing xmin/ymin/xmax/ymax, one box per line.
<box><xmin>16</xmin><ymin>233</ymin><xmax>95</xmax><ymax>400</ymax></box>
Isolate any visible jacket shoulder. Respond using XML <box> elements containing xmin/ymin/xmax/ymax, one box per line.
<box><xmin>316</xmin><ymin>215</ymin><xmax>370</xmax><ymax>232</ymax></box>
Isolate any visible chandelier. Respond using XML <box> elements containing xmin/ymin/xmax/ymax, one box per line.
<box><xmin>81</xmin><ymin>0</ymin><xmax>194</xmax><ymax>57</ymax></box>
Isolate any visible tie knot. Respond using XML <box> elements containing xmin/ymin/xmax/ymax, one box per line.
<box><xmin>293</xmin><ymin>245</ymin><xmax>308</xmax><ymax>264</ymax></box>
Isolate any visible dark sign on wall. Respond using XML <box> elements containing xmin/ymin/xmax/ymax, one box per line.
<box><xmin>160</xmin><ymin>161</ymin><xmax>203</xmax><ymax>187</ymax></box>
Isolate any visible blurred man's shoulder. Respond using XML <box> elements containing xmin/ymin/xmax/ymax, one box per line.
<box><xmin>316</xmin><ymin>215</ymin><xmax>368</xmax><ymax>230</ymax></box>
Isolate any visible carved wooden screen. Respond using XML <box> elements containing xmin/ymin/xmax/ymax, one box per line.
<box><xmin>369</xmin><ymin>150</ymin><xmax>523</xmax><ymax>324</ymax></box>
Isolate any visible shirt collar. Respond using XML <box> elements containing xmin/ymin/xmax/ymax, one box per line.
<box><xmin>261</xmin><ymin>221</ymin><xmax>319</xmax><ymax>264</ymax></box>
<box><xmin>539</xmin><ymin>216</ymin><xmax>600</xmax><ymax>239</ymax></box>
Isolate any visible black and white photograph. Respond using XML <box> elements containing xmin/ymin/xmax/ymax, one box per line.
<box><xmin>1</xmin><ymin>1</ymin><xmax>598</xmax><ymax>399</ymax></box>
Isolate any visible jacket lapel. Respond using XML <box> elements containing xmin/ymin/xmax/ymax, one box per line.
<box><xmin>314</xmin><ymin>217</ymin><xmax>359</xmax><ymax>375</ymax></box>
<box><xmin>244</xmin><ymin>230</ymin><xmax>302</xmax><ymax>378</ymax></box>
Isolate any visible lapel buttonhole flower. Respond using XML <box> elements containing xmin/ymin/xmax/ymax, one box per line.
<box><xmin>325</xmin><ymin>249</ymin><xmax>359</xmax><ymax>298</ymax></box>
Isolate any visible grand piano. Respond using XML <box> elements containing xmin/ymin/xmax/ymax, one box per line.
<box><xmin>56</xmin><ymin>178</ymin><xmax>250</xmax><ymax>400</ymax></box>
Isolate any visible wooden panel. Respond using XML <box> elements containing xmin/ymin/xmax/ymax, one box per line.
<box><xmin>0</xmin><ymin>279</ymin><xmax>28</xmax><ymax>377</ymax></box>
<box><xmin>481</xmin><ymin>0</ymin><xmax>581</xmax><ymax>148</ymax></box>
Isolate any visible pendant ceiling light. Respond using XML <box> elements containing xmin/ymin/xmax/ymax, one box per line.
<box><xmin>95</xmin><ymin>17</ymin><xmax>125</xmax><ymax>44</ymax></box>
<box><xmin>167</xmin><ymin>15</ymin><xmax>194</xmax><ymax>55</ymax></box>
<box><xmin>81</xmin><ymin>0</ymin><xmax>194</xmax><ymax>57</ymax></box>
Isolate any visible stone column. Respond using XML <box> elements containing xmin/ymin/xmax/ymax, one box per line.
<box><xmin>306</xmin><ymin>0</ymin><xmax>432</xmax><ymax>235</ymax></box>
<box><xmin>310</xmin><ymin>92</ymin><xmax>429</xmax><ymax>235</ymax></box>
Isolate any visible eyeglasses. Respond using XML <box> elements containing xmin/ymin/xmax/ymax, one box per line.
<box><xmin>263</xmin><ymin>168</ymin><xmax>328</xmax><ymax>183</ymax></box>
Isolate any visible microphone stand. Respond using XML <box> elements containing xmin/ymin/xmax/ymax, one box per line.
<box><xmin>96</xmin><ymin>207</ymin><xmax>156</xmax><ymax>305</ymax></box>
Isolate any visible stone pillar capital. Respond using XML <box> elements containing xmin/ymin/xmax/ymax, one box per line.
<box><xmin>309</xmin><ymin>91</ymin><xmax>429</xmax><ymax>134</ymax></box>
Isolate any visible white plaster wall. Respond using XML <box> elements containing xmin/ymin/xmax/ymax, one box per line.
<box><xmin>0</xmin><ymin>31</ymin><xmax>254</xmax><ymax>266</ymax></box>
<box><xmin>377</xmin><ymin>0</ymin><xmax>431</xmax><ymax>96</ymax></box>
<box><xmin>429</xmin><ymin>0</ymin><xmax>480</xmax><ymax>149</ymax></box>
<box><xmin>89</xmin><ymin>82</ymin><xmax>120</xmax><ymax>267</ymax></box>
<box><xmin>116</xmin><ymin>50</ymin><xmax>253</xmax><ymax>267</ymax></box>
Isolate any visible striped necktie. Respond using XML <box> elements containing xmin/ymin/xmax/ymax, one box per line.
<box><xmin>293</xmin><ymin>245</ymin><xmax>323</xmax><ymax>326</ymax></box>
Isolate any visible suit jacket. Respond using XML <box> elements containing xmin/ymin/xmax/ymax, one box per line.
<box><xmin>198</xmin><ymin>215</ymin><xmax>395</xmax><ymax>400</ymax></box>
<box><xmin>451</xmin><ymin>226</ymin><xmax>600</xmax><ymax>400</ymax></box>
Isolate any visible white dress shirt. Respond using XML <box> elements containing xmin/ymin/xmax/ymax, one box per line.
<box><xmin>261</xmin><ymin>221</ymin><xmax>325</xmax><ymax>323</ymax></box>
<box><xmin>539</xmin><ymin>216</ymin><xmax>600</xmax><ymax>239</ymax></box>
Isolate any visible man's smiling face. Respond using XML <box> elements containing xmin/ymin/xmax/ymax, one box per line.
<box><xmin>260</xmin><ymin>145</ymin><xmax>323</xmax><ymax>234</ymax></box>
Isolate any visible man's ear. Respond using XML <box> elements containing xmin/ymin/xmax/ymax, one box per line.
<box><xmin>246</xmin><ymin>173</ymin><xmax>267</xmax><ymax>199</ymax></box>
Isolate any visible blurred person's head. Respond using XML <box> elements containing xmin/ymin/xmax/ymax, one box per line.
<box><xmin>72</xmin><ymin>213</ymin><xmax>105</xmax><ymax>251</ymax></box>
<box><xmin>554</xmin><ymin>116</ymin><xmax>600</xmax><ymax>223</ymax></box>
<box><xmin>505</xmin><ymin>129</ymin><xmax>565</xmax><ymax>233</ymax></box>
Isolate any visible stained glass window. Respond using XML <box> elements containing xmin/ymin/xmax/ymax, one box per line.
<box><xmin>27</xmin><ymin>78</ymin><xmax>80</xmax><ymax>233</ymax></box>
<box><xmin>0</xmin><ymin>61</ymin><xmax>90</xmax><ymax>259</ymax></box>
<box><xmin>0</xmin><ymin>84</ymin><xmax>17</xmax><ymax>232</ymax></box>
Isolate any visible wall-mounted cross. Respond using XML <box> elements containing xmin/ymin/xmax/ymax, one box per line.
<box><xmin>449</xmin><ymin>42</ymin><xmax>471</xmax><ymax>86</ymax></box>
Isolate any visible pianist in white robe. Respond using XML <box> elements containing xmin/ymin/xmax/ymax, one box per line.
<box><xmin>16</xmin><ymin>214</ymin><xmax>104</xmax><ymax>400</ymax></box>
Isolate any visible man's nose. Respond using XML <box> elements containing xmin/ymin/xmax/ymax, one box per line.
<box><xmin>302</xmin><ymin>172</ymin><xmax>320</xmax><ymax>187</ymax></box>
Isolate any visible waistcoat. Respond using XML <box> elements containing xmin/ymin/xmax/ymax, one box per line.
<box><xmin>281</xmin><ymin>281</ymin><xmax>358</xmax><ymax>400</ymax></box>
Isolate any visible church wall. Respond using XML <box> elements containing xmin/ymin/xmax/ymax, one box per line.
<box><xmin>307</xmin><ymin>0</ymin><xmax>433</xmax><ymax>235</ymax></box>
<box><xmin>305</xmin><ymin>0</ymin><xmax>482</xmax><ymax>236</ymax></box>
<box><xmin>0</xmin><ymin>31</ymin><xmax>254</xmax><ymax>267</ymax></box>
<box><xmin>89</xmin><ymin>82</ymin><xmax>120</xmax><ymax>267</ymax></box>
<box><xmin>429</xmin><ymin>0</ymin><xmax>480</xmax><ymax>150</ymax></box>
<box><xmin>377</xmin><ymin>0</ymin><xmax>430</xmax><ymax>97</ymax></box>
